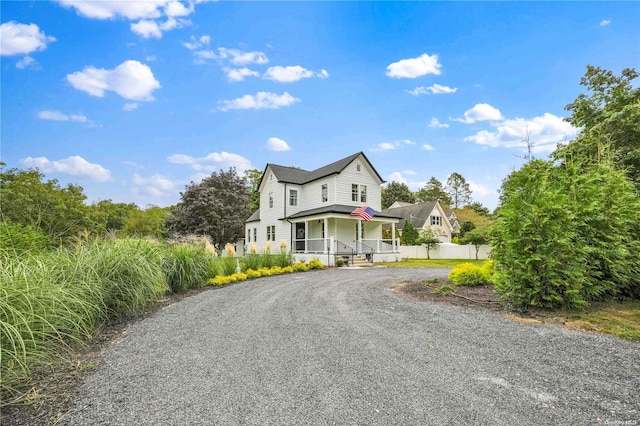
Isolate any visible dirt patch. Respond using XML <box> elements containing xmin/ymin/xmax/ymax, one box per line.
<box><xmin>1</xmin><ymin>285</ymin><xmax>223</xmax><ymax>426</ymax></box>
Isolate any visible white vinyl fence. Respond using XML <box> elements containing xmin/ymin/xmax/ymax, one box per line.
<box><xmin>400</xmin><ymin>243</ymin><xmax>491</xmax><ymax>260</ymax></box>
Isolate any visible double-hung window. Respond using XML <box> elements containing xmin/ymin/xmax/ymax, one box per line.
<box><xmin>321</xmin><ymin>184</ymin><xmax>328</xmax><ymax>202</ymax></box>
<box><xmin>431</xmin><ymin>216</ymin><xmax>441</xmax><ymax>226</ymax></box>
<box><xmin>360</xmin><ymin>185</ymin><xmax>367</xmax><ymax>203</ymax></box>
<box><xmin>352</xmin><ymin>184</ymin><xmax>359</xmax><ymax>202</ymax></box>
<box><xmin>289</xmin><ymin>189</ymin><xmax>298</xmax><ymax>206</ymax></box>
<box><xmin>269</xmin><ymin>192</ymin><xmax>273</xmax><ymax>208</ymax></box>
<box><xmin>267</xmin><ymin>225</ymin><xmax>275</xmax><ymax>241</ymax></box>
<box><xmin>253</xmin><ymin>228</ymin><xmax>257</xmax><ymax>242</ymax></box>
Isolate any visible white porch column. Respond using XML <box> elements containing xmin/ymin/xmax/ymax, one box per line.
<box><xmin>304</xmin><ymin>220</ymin><xmax>309</xmax><ymax>253</ymax></box>
<box><xmin>357</xmin><ymin>220</ymin><xmax>362</xmax><ymax>253</ymax></box>
<box><xmin>324</xmin><ymin>217</ymin><xmax>329</xmax><ymax>254</ymax></box>
<box><xmin>392</xmin><ymin>222</ymin><xmax>397</xmax><ymax>252</ymax></box>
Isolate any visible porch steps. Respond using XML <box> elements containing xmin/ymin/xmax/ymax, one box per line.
<box><xmin>347</xmin><ymin>256</ymin><xmax>375</xmax><ymax>267</ymax></box>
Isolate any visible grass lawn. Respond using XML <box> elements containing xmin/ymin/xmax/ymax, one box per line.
<box><xmin>557</xmin><ymin>299</ymin><xmax>640</xmax><ymax>341</ymax></box>
<box><xmin>379</xmin><ymin>258</ymin><xmax>486</xmax><ymax>268</ymax></box>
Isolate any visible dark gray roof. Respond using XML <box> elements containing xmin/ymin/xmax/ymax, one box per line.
<box><xmin>381</xmin><ymin>201</ymin><xmax>438</xmax><ymax>228</ymax></box>
<box><xmin>246</xmin><ymin>209</ymin><xmax>260</xmax><ymax>223</ymax></box>
<box><xmin>260</xmin><ymin>152</ymin><xmax>384</xmax><ymax>188</ymax></box>
<box><xmin>286</xmin><ymin>204</ymin><xmax>402</xmax><ymax>220</ymax></box>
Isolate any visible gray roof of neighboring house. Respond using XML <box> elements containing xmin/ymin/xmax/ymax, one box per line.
<box><xmin>381</xmin><ymin>201</ymin><xmax>438</xmax><ymax>228</ymax></box>
<box><xmin>286</xmin><ymin>204</ymin><xmax>402</xmax><ymax>220</ymax></box>
<box><xmin>260</xmin><ymin>151</ymin><xmax>384</xmax><ymax>188</ymax></box>
<box><xmin>246</xmin><ymin>209</ymin><xmax>260</xmax><ymax>223</ymax></box>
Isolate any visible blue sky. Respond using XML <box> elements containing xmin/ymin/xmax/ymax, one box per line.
<box><xmin>2</xmin><ymin>1</ymin><xmax>639</xmax><ymax>210</ymax></box>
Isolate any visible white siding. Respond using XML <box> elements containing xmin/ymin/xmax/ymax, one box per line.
<box><xmin>334</xmin><ymin>155</ymin><xmax>382</xmax><ymax>209</ymax></box>
<box><xmin>299</xmin><ymin>177</ymin><xmax>333</xmax><ymax>211</ymax></box>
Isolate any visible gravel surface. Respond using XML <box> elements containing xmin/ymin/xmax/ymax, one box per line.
<box><xmin>62</xmin><ymin>268</ymin><xmax>640</xmax><ymax>425</ymax></box>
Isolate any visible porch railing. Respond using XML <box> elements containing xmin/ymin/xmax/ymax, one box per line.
<box><xmin>356</xmin><ymin>240</ymin><xmax>375</xmax><ymax>262</ymax></box>
<box><xmin>293</xmin><ymin>238</ymin><xmax>327</xmax><ymax>253</ymax></box>
<box><xmin>292</xmin><ymin>239</ymin><xmax>397</xmax><ymax>254</ymax></box>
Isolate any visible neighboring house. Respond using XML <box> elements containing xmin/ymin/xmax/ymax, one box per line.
<box><xmin>382</xmin><ymin>201</ymin><xmax>455</xmax><ymax>242</ymax></box>
<box><xmin>442</xmin><ymin>208</ymin><xmax>461</xmax><ymax>238</ymax></box>
<box><xmin>245</xmin><ymin>152</ymin><xmax>401</xmax><ymax>264</ymax></box>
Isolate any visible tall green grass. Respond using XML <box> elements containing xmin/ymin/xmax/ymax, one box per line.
<box><xmin>163</xmin><ymin>244</ymin><xmax>220</xmax><ymax>292</ymax></box>
<box><xmin>0</xmin><ymin>238</ymin><xmax>172</xmax><ymax>405</ymax></box>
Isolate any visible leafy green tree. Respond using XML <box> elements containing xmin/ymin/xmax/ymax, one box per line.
<box><xmin>445</xmin><ymin>172</ymin><xmax>473</xmax><ymax>208</ymax></box>
<box><xmin>415</xmin><ymin>177</ymin><xmax>452</xmax><ymax>206</ymax></box>
<box><xmin>0</xmin><ymin>165</ymin><xmax>94</xmax><ymax>243</ymax></box>
<box><xmin>122</xmin><ymin>206</ymin><xmax>169</xmax><ymax>237</ymax></box>
<box><xmin>166</xmin><ymin>168</ymin><xmax>250</xmax><ymax>249</ymax></box>
<box><xmin>243</xmin><ymin>168</ymin><xmax>263</xmax><ymax>213</ymax></box>
<box><xmin>460</xmin><ymin>226</ymin><xmax>491</xmax><ymax>260</ymax></box>
<box><xmin>90</xmin><ymin>200</ymin><xmax>140</xmax><ymax>233</ymax></box>
<box><xmin>381</xmin><ymin>181</ymin><xmax>415</xmax><ymax>209</ymax></box>
<box><xmin>559</xmin><ymin>66</ymin><xmax>640</xmax><ymax>187</ymax></box>
<box><xmin>417</xmin><ymin>228</ymin><xmax>441</xmax><ymax>259</ymax></box>
<box><xmin>400</xmin><ymin>221</ymin><xmax>419</xmax><ymax>245</ymax></box>
<box><xmin>466</xmin><ymin>202</ymin><xmax>491</xmax><ymax>217</ymax></box>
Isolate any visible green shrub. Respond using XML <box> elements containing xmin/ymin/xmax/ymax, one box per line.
<box><xmin>308</xmin><ymin>259</ymin><xmax>324</xmax><ymax>270</ymax></box>
<box><xmin>0</xmin><ymin>219</ymin><xmax>52</xmax><ymax>259</ymax></box>
<box><xmin>261</xmin><ymin>253</ymin><xmax>274</xmax><ymax>269</ymax></box>
<box><xmin>335</xmin><ymin>258</ymin><xmax>345</xmax><ymax>267</ymax></box>
<box><xmin>448</xmin><ymin>262</ymin><xmax>490</xmax><ymax>286</ymax></box>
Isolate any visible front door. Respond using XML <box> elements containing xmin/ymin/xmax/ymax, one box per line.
<box><xmin>295</xmin><ymin>223</ymin><xmax>305</xmax><ymax>251</ymax></box>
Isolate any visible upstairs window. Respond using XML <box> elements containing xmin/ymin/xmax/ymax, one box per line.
<box><xmin>289</xmin><ymin>189</ymin><xmax>298</xmax><ymax>206</ymax></box>
<box><xmin>269</xmin><ymin>192</ymin><xmax>273</xmax><ymax>208</ymax></box>
<box><xmin>356</xmin><ymin>163</ymin><xmax>361</xmax><ymax>172</ymax></box>
<box><xmin>352</xmin><ymin>184</ymin><xmax>358</xmax><ymax>202</ymax></box>
<box><xmin>360</xmin><ymin>185</ymin><xmax>367</xmax><ymax>203</ymax></box>
<box><xmin>321</xmin><ymin>184</ymin><xmax>328</xmax><ymax>202</ymax></box>
<box><xmin>431</xmin><ymin>216</ymin><xmax>441</xmax><ymax>226</ymax></box>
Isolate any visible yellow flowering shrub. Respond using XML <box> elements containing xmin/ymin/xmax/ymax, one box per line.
<box><xmin>246</xmin><ymin>269</ymin><xmax>262</xmax><ymax>279</ymax></box>
<box><xmin>308</xmin><ymin>259</ymin><xmax>324</xmax><ymax>270</ymax></box>
<box><xmin>292</xmin><ymin>262</ymin><xmax>308</xmax><ymax>272</ymax></box>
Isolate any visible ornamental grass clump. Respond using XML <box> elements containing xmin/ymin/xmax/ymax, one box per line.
<box><xmin>242</xmin><ymin>253</ymin><xmax>262</xmax><ymax>271</ymax></box>
<box><xmin>163</xmin><ymin>243</ymin><xmax>218</xmax><ymax>293</ymax></box>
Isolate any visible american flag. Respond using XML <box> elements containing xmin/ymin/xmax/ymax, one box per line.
<box><xmin>350</xmin><ymin>206</ymin><xmax>375</xmax><ymax>221</ymax></box>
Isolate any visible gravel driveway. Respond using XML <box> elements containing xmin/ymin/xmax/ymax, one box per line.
<box><xmin>63</xmin><ymin>268</ymin><xmax>640</xmax><ymax>425</ymax></box>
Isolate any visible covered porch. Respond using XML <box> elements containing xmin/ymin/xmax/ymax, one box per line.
<box><xmin>286</xmin><ymin>205</ymin><xmax>401</xmax><ymax>264</ymax></box>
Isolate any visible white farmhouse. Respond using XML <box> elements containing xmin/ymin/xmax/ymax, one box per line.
<box><xmin>245</xmin><ymin>152</ymin><xmax>401</xmax><ymax>265</ymax></box>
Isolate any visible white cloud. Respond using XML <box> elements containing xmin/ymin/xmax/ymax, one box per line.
<box><xmin>1</xmin><ymin>21</ymin><xmax>56</xmax><ymax>56</ymax></box>
<box><xmin>464</xmin><ymin>112</ymin><xmax>578</xmax><ymax>153</ymax></box>
<box><xmin>263</xmin><ymin>66</ymin><xmax>329</xmax><ymax>83</ymax></box>
<box><xmin>221</xmin><ymin>48</ymin><xmax>268</xmax><ymax>65</ymax></box>
<box><xmin>123</xmin><ymin>103</ymin><xmax>139</xmax><ymax>111</ymax></box>
<box><xmin>428</xmin><ymin>118</ymin><xmax>449</xmax><ymax>128</ymax></box>
<box><xmin>38</xmin><ymin>110</ymin><xmax>90</xmax><ymax>123</ymax></box>
<box><xmin>16</xmin><ymin>56</ymin><xmax>36</xmax><ymax>69</ymax></box>
<box><xmin>131</xmin><ymin>20</ymin><xmax>162</xmax><ymax>38</ymax></box>
<box><xmin>132</xmin><ymin>173</ymin><xmax>176</xmax><ymax>197</ymax></box>
<box><xmin>451</xmin><ymin>103</ymin><xmax>503</xmax><ymax>123</ymax></box>
<box><xmin>225</xmin><ymin>67</ymin><xmax>259</xmax><ymax>82</ymax></box>
<box><xmin>370</xmin><ymin>139</ymin><xmax>416</xmax><ymax>152</ymax></box>
<box><xmin>266</xmin><ymin>137</ymin><xmax>291</xmax><ymax>151</ymax></box>
<box><xmin>58</xmin><ymin>0</ymin><xmax>195</xmax><ymax>38</ymax></box>
<box><xmin>386</xmin><ymin>172</ymin><xmax>425</xmax><ymax>191</ymax></box>
<box><xmin>58</xmin><ymin>0</ymin><xmax>170</xmax><ymax>20</ymax></box>
<box><xmin>385</xmin><ymin>53</ymin><xmax>441</xmax><ymax>79</ymax></box>
<box><xmin>21</xmin><ymin>155</ymin><xmax>112</xmax><ymax>182</ymax></box>
<box><xmin>468</xmin><ymin>181</ymin><xmax>494</xmax><ymax>198</ymax></box>
<box><xmin>183</xmin><ymin>34</ymin><xmax>210</xmax><ymax>50</ymax></box>
<box><xmin>67</xmin><ymin>60</ymin><xmax>161</xmax><ymax>101</ymax></box>
<box><xmin>422</xmin><ymin>144</ymin><xmax>435</xmax><ymax>151</ymax></box>
<box><xmin>600</xmin><ymin>19</ymin><xmax>611</xmax><ymax>26</ymax></box>
<box><xmin>217</xmin><ymin>92</ymin><xmax>300</xmax><ymax>111</ymax></box>
<box><xmin>407</xmin><ymin>84</ymin><xmax>457</xmax><ymax>96</ymax></box>
<box><xmin>168</xmin><ymin>151</ymin><xmax>252</xmax><ymax>174</ymax></box>
<box><xmin>403</xmin><ymin>170</ymin><xmax>416</xmax><ymax>176</ymax></box>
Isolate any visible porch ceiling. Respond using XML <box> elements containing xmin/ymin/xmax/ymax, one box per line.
<box><xmin>283</xmin><ymin>204</ymin><xmax>401</xmax><ymax>223</ymax></box>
